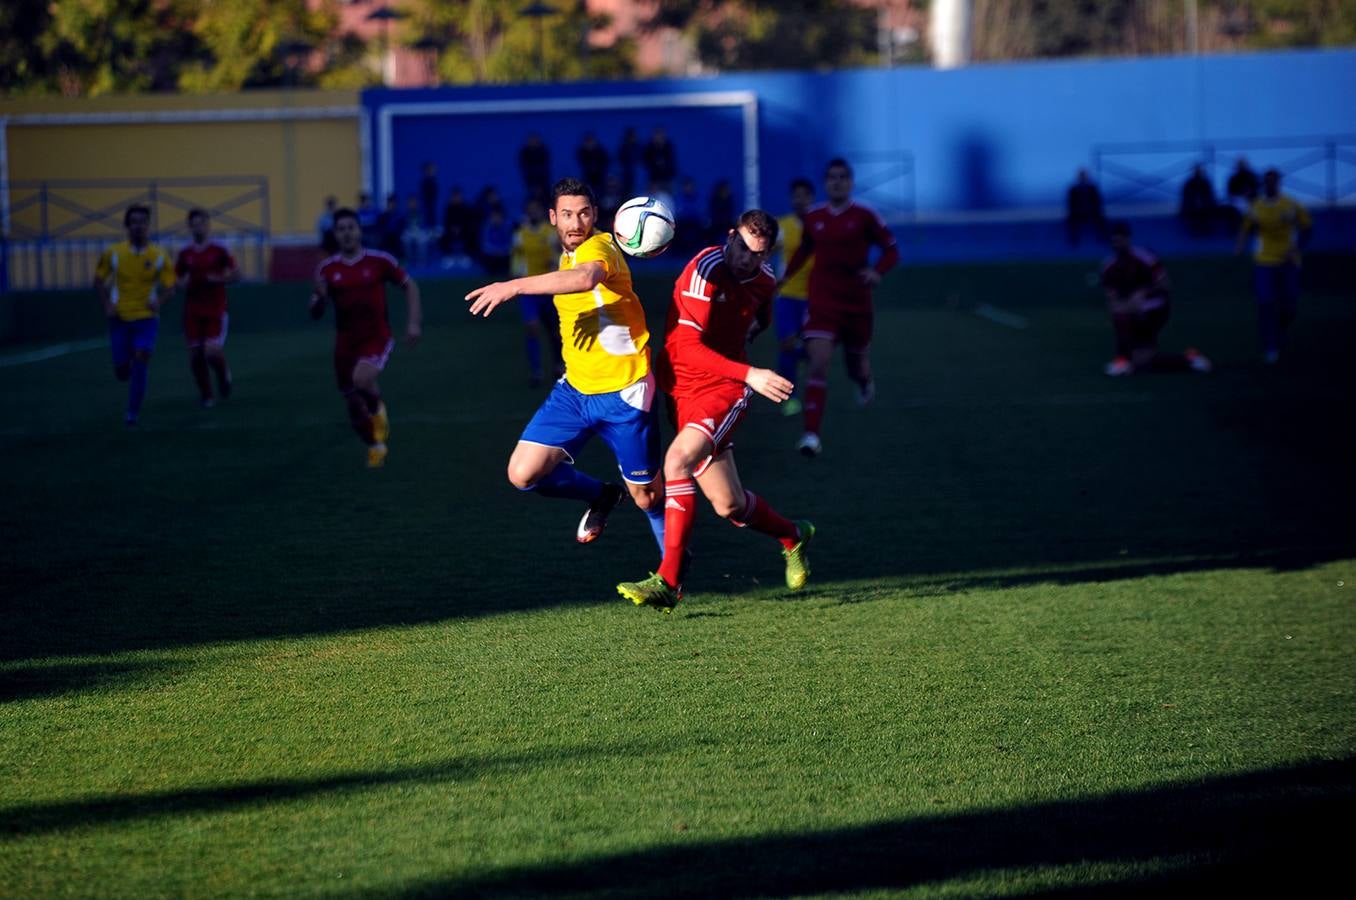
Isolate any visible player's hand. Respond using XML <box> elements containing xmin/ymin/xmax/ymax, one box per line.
<box><xmin>858</xmin><ymin>268</ymin><xmax>882</xmax><ymax>286</ymax></box>
<box><xmin>465</xmin><ymin>282</ymin><xmax>517</xmax><ymax>316</ymax></box>
<box><xmin>406</xmin><ymin>321</ymin><xmax>422</xmax><ymax>346</ymax></box>
<box><xmin>308</xmin><ymin>294</ymin><xmax>326</xmax><ymax>320</ymax></box>
<box><xmin>745</xmin><ymin>367</ymin><xmax>794</xmax><ymax>404</ymax></box>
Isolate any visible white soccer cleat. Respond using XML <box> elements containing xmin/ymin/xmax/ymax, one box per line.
<box><xmin>1103</xmin><ymin>357</ymin><xmax>1133</xmax><ymax>376</ymax></box>
<box><xmin>797</xmin><ymin>432</ymin><xmax>822</xmax><ymax>458</ymax></box>
<box><xmin>1185</xmin><ymin>348</ymin><xmax>1213</xmax><ymax>373</ymax></box>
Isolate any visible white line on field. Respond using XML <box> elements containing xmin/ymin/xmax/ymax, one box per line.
<box><xmin>973</xmin><ymin>304</ymin><xmax>1029</xmax><ymax>330</ymax></box>
<box><xmin>0</xmin><ymin>338</ymin><xmax>105</xmax><ymax>368</ymax></box>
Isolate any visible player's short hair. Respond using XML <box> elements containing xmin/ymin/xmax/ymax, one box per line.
<box><xmin>790</xmin><ymin>177</ymin><xmax>814</xmax><ymax>194</ymax></box>
<box><xmin>124</xmin><ymin>204</ymin><xmax>151</xmax><ymax>226</ymax></box>
<box><xmin>551</xmin><ymin>177</ymin><xmax>597</xmax><ymax>209</ymax></box>
<box><xmin>332</xmin><ymin>207</ymin><xmax>360</xmax><ymax>227</ymax></box>
<box><xmin>736</xmin><ymin>209</ymin><xmax>779</xmax><ymax>246</ymax></box>
<box><xmin>825</xmin><ymin>157</ymin><xmax>853</xmax><ymax>177</ymax></box>
<box><xmin>1110</xmin><ymin>220</ymin><xmax>1132</xmax><ymax>238</ymax></box>
<box><xmin>187</xmin><ymin>207</ymin><xmax>209</xmax><ymax>224</ymax></box>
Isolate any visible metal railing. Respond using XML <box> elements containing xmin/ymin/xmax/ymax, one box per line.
<box><xmin>1092</xmin><ymin>135</ymin><xmax>1356</xmax><ymax>209</ymax></box>
<box><xmin>2</xmin><ymin>176</ymin><xmax>270</xmax><ymax>291</ymax></box>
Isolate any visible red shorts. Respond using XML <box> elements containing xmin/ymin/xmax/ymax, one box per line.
<box><xmin>184</xmin><ymin>309</ymin><xmax>228</xmax><ymax>348</ymax></box>
<box><xmin>334</xmin><ymin>334</ymin><xmax>394</xmax><ymax>393</ymax></box>
<box><xmin>803</xmin><ymin>301</ymin><xmax>873</xmax><ymax>352</ymax></box>
<box><xmin>669</xmin><ymin>383</ymin><xmax>752</xmax><ymax>477</ymax></box>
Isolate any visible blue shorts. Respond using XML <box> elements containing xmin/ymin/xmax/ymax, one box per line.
<box><xmin>519</xmin><ymin>294</ymin><xmax>554</xmax><ymax>324</ymax></box>
<box><xmin>520</xmin><ymin>373</ymin><xmax>661</xmax><ymax>484</ymax></box>
<box><xmin>1253</xmin><ymin>263</ymin><xmax>1300</xmax><ymax>305</ymax></box>
<box><xmin>775</xmin><ymin>295</ymin><xmax>808</xmax><ymax>344</ymax></box>
<box><xmin>109</xmin><ymin>317</ymin><xmax>159</xmax><ymax>367</ymax></box>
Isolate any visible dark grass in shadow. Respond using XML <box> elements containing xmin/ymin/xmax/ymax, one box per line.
<box><xmin>0</xmin><ymin>659</ymin><xmax>176</xmax><ymax>704</ymax></box>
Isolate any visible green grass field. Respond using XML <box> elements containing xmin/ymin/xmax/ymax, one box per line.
<box><xmin>2</xmin><ymin>256</ymin><xmax>1354</xmax><ymax>897</ymax></box>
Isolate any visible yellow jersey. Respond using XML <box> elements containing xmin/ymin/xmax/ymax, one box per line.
<box><xmin>555</xmin><ymin>232</ymin><xmax>650</xmax><ymax>395</ymax></box>
<box><xmin>1244</xmin><ymin>195</ymin><xmax>1312</xmax><ymax>265</ymax></box>
<box><xmin>95</xmin><ymin>241</ymin><xmax>175</xmax><ymax>321</ymax></box>
<box><xmin>777</xmin><ymin>212</ymin><xmax>812</xmax><ymax>300</ymax></box>
<box><xmin>512</xmin><ymin>221</ymin><xmax>558</xmax><ymax>278</ymax></box>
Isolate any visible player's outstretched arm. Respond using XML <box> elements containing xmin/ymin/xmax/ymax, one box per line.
<box><xmin>745</xmin><ymin>367</ymin><xmax>794</xmax><ymax>404</ymax></box>
<box><xmin>465</xmin><ymin>263</ymin><xmax>603</xmax><ymax>317</ymax></box>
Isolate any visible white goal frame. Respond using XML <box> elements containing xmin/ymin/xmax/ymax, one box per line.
<box><xmin>375</xmin><ymin>91</ymin><xmax>761</xmax><ymax>209</ymax></box>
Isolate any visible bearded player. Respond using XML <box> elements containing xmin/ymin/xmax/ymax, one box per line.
<box><xmin>780</xmin><ymin>158</ymin><xmax>899</xmax><ymax>458</ymax></box>
<box><xmin>175</xmin><ymin>209</ymin><xmax>240</xmax><ymax>407</ymax></box>
<box><xmin>464</xmin><ymin>177</ymin><xmax>667</xmax><ymax>551</ymax></box>
<box><xmin>310</xmin><ymin>208</ymin><xmax>422</xmax><ymax>468</ymax></box>
<box><xmin>617</xmin><ymin>210</ymin><xmax>815</xmax><ymax>613</ymax></box>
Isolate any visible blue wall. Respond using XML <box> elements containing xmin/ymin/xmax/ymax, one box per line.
<box><xmin>363</xmin><ymin>49</ymin><xmax>1356</xmax><ymax>221</ymax></box>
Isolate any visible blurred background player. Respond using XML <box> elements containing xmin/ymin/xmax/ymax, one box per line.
<box><xmin>774</xmin><ymin>177</ymin><xmax>816</xmax><ymax>417</ymax></box>
<box><xmin>309</xmin><ymin>208</ymin><xmax>422</xmax><ymax>468</ymax></box>
<box><xmin>1234</xmin><ymin>169</ymin><xmax>1313</xmax><ymax>364</ymax></box>
<box><xmin>175</xmin><ymin>208</ymin><xmax>240</xmax><ymax>408</ymax></box>
<box><xmin>94</xmin><ymin>203</ymin><xmax>176</xmax><ymax>426</ymax></box>
<box><xmin>1100</xmin><ymin>221</ymin><xmax>1212</xmax><ymax>377</ymax></box>
<box><xmin>617</xmin><ymin>210</ymin><xmax>814</xmax><ymax>613</ymax></box>
<box><xmin>511</xmin><ymin>199</ymin><xmax>564</xmax><ymax>387</ymax></box>
<box><xmin>780</xmin><ymin>158</ymin><xmax>899</xmax><ymax>458</ymax></box>
<box><xmin>464</xmin><ymin>177</ymin><xmax>666</xmax><ymax>552</ymax></box>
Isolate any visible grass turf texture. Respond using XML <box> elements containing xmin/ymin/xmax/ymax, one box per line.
<box><xmin>1</xmin><ymin>256</ymin><xmax>1353</xmax><ymax>897</ymax></box>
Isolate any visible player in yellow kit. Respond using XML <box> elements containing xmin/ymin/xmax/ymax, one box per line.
<box><xmin>774</xmin><ymin>178</ymin><xmax>816</xmax><ymax>416</ymax></box>
<box><xmin>94</xmin><ymin>204</ymin><xmax>177</xmax><ymax>425</ymax></box>
<box><xmin>1235</xmin><ymin>169</ymin><xmax>1313</xmax><ymax>364</ymax></box>
<box><xmin>510</xmin><ymin>199</ymin><xmax>563</xmax><ymax>386</ymax></box>
<box><xmin>465</xmin><ymin>177</ymin><xmax>667</xmax><ymax>552</ymax></box>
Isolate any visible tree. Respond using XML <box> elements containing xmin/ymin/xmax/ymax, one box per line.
<box><xmin>645</xmin><ymin>1</ymin><xmax>880</xmax><ymax>72</ymax></box>
<box><xmin>176</xmin><ymin>0</ymin><xmax>339</xmax><ymax>93</ymax></box>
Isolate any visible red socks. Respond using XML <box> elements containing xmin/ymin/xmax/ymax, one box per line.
<box><xmin>731</xmin><ymin>490</ymin><xmax>799</xmax><ymax>550</ymax></box>
<box><xmin>803</xmin><ymin>378</ymin><xmax>828</xmax><ymax>436</ymax></box>
<box><xmin>657</xmin><ymin>478</ymin><xmax>697</xmax><ymax>587</ymax></box>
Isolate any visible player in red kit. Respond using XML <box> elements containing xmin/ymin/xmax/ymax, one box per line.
<box><xmin>616</xmin><ymin>209</ymin><xmax>815</xmax><ymax>612</ymax></box>
<box><xmin>780</xmin><ymin>158</ymin><xmax>899</xmax><ymax>457</ymax></box>
<box><xmin>310</xmin><ymin>208</ymin><xmax>422</xmax><ymax>468</ymax></box>
<box><xmin>175</xmin><ymin>209</ymin><xmax>240</xmax><ymax>407</ymax></box>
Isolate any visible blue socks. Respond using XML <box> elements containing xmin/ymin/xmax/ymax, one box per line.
<box><xmin>526</xmin><ymin>464</ymin><xmax>604</xmax><ymax>503</ymax></box>
<box><xmin>644</xmin><ymin>506</ymin><xmax>666</xmax><ymax>551</ymax></box>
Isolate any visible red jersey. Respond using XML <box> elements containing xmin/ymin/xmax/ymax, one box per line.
<box><xmin>785</xmin><ymin>201</ymin><xmax>899</xmax><ymax>308</ymax></box>
<box><xmin>662</xmin><ymin>245</ymin><xmax>776</xmax><ymax>398</ymax></box>
<box><xmin>1101</xmin><ymin>246</ymin><xmax>1168</xmax><ymax>310</ymax></box>
<box><xmin>315</xmin><ymin>250</ymin><xmax>409</xmax><ymax>343</ymax></box>
<box><xmin>175</xmin><ymin>241</ymin><xmax>236</xmax><ymax>314</ymax></box>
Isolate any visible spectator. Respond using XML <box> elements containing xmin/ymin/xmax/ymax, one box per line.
<box><xmin>577</xmin><ymin>132</ymin><xmax>610</xmax><ymax>198</ymax></box>
<box><xmin>1065</xmin><ymin>168</ymin><xmax>1106</xmax><ymax>247</ymax></box>
<box><xmin>376</xmin><ymin>193</ymin><xmax>407</xmax><ymax>259</ymax></box>
<box><xmin>479</xmin><ymin>205</ymin><xmax>514</xmax><ymax>277</ymax></box>
<box><xmin>356</xmin><ymin>192</ymin><xmax>380</xmax><ymax>232</ymax></box>
<box><xmin>518</xmin><ymin>133</ymin><xmax>551</xmax><ymax>205</ymax></box>
<box><xmin>706</xmin><ymin>179</ymin><xmax>736</xmax><ymax>246</ymax></box>
<box><xmin>440</xmin><ymin>186</ymin><xmax>478</xmax><ymax>265</ymax></box>
<box><xmin>1225</xmin><ymin>157</ymin><xmax>1260</xmax><ymax>230</ymax></box>
<box><xmin>316</xmin><ymin>195</ymin><xmax>338</xmax><ymax>254</ymax></box>
<box><xmin>672</xmin><ymin>177</ymin><xmax>703</xmax><ymax>254</ymax></box>
<box><xmin>419</xmin><ymin>161</ymin><xmax>440</xmax><ymax>231</ymax></box>
<box><xmin>617</xmin><ymin>127</ymin><xmax>641</xmax><ymax>196</ymax></box>
<box><xmin>402</xmin><ymin>195</ymin><xmax>433</xmax><ymax>268</ymax></box>
<box><xmin>641</xmin><ymin>126</ymin><xmax>678</xmax><ymax>195</ymax></box>
<box><xmin>1179</xmin><ymin>164</ymin><xmax>1217</xmax><ymax>237</ymax></box>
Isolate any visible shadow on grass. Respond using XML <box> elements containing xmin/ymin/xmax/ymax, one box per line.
<box><xmin>376</xmin><ymin>758</ymin><xmax>1354</xmax><ymax>898</ymax></box>
<box><xmin>0</xmin><ymin>739</ymin><xmax>659</xmax><ymax>838</ymax></box>
<box><xmin>0</xmin><ymin>660</ymin><xmax>175</xmax><ymax>704</ymax></box>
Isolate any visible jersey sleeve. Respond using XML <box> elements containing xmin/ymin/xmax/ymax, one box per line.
<box><xmin>95</xmin><ymin>248</ymin><xmax>114</xmax><ymax>282</ymax></box>
<box><xmin>783</xmin><ymin>219</ymin><xmax>815</xmax><ymax>282</ymax></box>
<box><xmin>174</xmin><ymin>248</ymin><xmax>189</xmax><ymax>278</ymax></box>
<box><xmin>156</xmin><ymin>251</ymin><xmax>176</xmax><ymax>290</ymax></box>
<box><xmin>868</xmin><ymin>209</ymin><xmax>901</xmax><ymax>275</ymax></box>
<box><xmin>221</xmin><ymin>246</ymin><xmax>238</xmax><ymax>272</ymax></box>
<box><xmin>573</xmin><ymin>233</ymin><xmax>616</xmax><ymax>277</ymax></box>
<box><xmin>382</xmin><ymin>254</ymin><xmax>410</xmax><ymax>286</ymax></box>
<box><xmin>669</xmin><ymin>255</ymin><xmax>751</xmax><ymax>383</ymax></box>
<box><xmin>1295</xmin><ymin>200</ymin><xmax>1313</xmax><ymax>230</ymax></box>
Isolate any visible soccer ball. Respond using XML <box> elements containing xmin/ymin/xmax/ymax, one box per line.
<box><xmin>612</xmin><ymin>196</ymin><xmax>676</xmax><ymax>258</ymax></box>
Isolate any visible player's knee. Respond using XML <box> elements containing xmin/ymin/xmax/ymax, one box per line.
<box><xmin>710</xmin><ymin>495</ymin><xmax>743</xmax><ymax>520</ymax></box>
<box><xmin>631</xmin><ymin>487</ymin><xmax>661</xmax><ymax>512</ymax></box>
<box><xmin>506</xmin><ymin>461</ymin><xmax>539</xmax><ymax>491</ymax></box>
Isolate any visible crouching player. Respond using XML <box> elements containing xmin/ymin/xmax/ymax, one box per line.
<box><xmin>310</xmin><ymin>208</ymin><xmax>422</xmax><ymax>467</ymax></box>
<box><xmin>617</xmin><ymin>209</ymin><xmax>815</xmax><ymax>613</ymax></box>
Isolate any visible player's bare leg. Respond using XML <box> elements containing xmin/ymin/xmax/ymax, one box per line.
<box><xmin>189</xmin><ymin>345</ymin><xmax>214</xmax><ymax>407</ymax></box>
<box><xmin>799</xmin><ymin>337</ymin><xmax>834</xmax><ymax>456</ymax></box>
<box><xmin>845</xmin><ymin>347</ymin><xmax>875</xmax><ymax>406</ymax></box>
<box><xmin>698</xmin><ymin>451</ymin><xmax>810</xmax><ymax>588</ymax></box>
<box><xmin>508</xmin><ymin>441</ymin><xmax>625</xmax><ymax>543</ymax></box>
<box><xmin>205</xmin><ymin>342</ymin><xmax>232</xmax><ymax>400</ymax></box>
<box><xmin>350</xmin><ymin>361</ymin><xmax>386</xmax><ymax>467</ymax></box>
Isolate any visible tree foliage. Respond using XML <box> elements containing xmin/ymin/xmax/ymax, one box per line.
<box><xmin>647</xmin><ymin>0</ymin><xmax>879</xmax><ymax>72</ymax></box>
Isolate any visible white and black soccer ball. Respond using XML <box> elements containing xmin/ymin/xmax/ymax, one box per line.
<box><xmin>612</xmin><ymin>196</ymin><xmax>676</xmax><ymax>258</ymax></box>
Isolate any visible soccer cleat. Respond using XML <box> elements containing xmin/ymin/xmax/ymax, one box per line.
<box><xmin>1104</xmin><ymin>357</ymin><xmax>1133</xmax><ymax>376</ymax></box>
<box><xmin>372</xmin><ymin>403</ymin><xmax>390</xmax><ymax>444</ymax></box>
<box><xmin>366</xmin><ymin>443</ymin><xmax>388</xmax><ymax>468</ymax></box>
<box><xmin>781</xmin><ymin>397</ymin><xmax>803</xmax><ymax>417</ymax></box>
<box><xmin>855</xmin><ymin>379</ymin><xmax>876</xmax><ymax>407</ymax></box>
<box><xmin>782</xmin><ymin>520</ymin><xmax>816</xmax><ymax>591</ymax></box>
<box><xmin>576</xmin><ymin>483</ymin><xmax>626</xmax><ymax>544</ymax></box>
<box><xmin>616</xmin><ymin>573</ymin><xmax>679</xmax><ymax>613</ymax></box>
<box><xmin>1185</xmin><ymin>348</ymin><xmax>1213</xmax><ymax>373</ymax></box>
<box><xmin>797</xmin><ymin>432</ymin><xmax>822</xmax><ymax>458</ymax></box>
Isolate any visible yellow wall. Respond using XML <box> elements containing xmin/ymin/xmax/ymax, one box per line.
<box><xmin>2</xmin><ymin>90</ymin><xmax>363</xmax><ymax>237</ymax></box>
